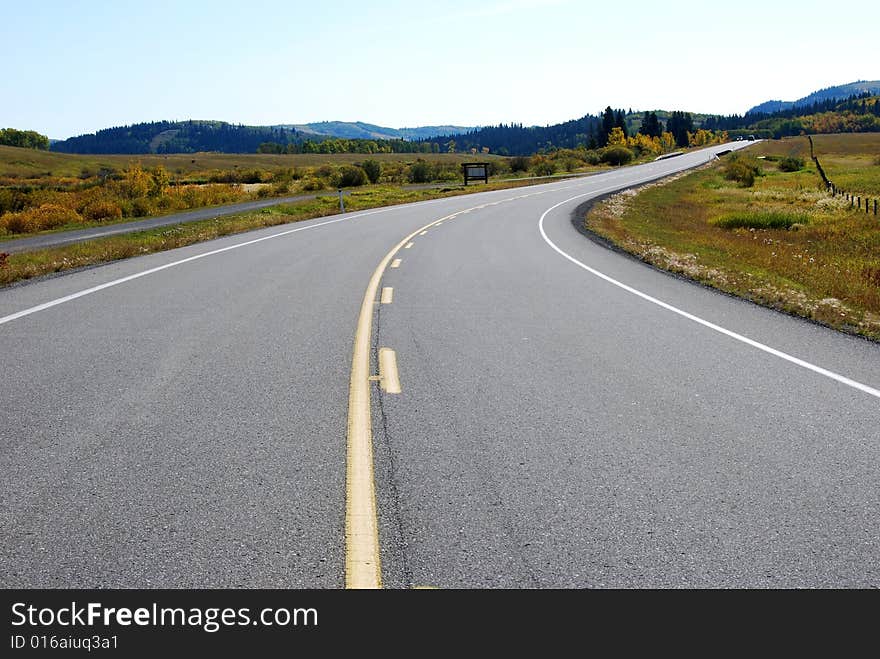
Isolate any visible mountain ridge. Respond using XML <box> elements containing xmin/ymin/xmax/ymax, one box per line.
<box><xmin>289</xmin><ymin>121</ymin><xmax>474</xmax><ymax>141</ymax></box>
<box><xmin>748</xmin><ymin>80</ymin><xmax>880</xmax><ymax>114</ymax></box>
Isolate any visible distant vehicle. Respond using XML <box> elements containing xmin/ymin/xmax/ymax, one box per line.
<box><xmin>747</xmin><ymin>135</ymin><xmax>756</xmax><ymax>141</ymax></box>
<box><xmin>736</xmin><ymin>136</ymin><xmax>744</xmax><ymax>141</ymax></box>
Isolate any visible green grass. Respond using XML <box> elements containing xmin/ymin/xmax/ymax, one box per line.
<box><xmin>810</xmin><ymin>134</ymin><xmax>880</xmax><ymax>196</ymax></box>
<box><xmin>712</xmin><ymin>210</ymin><xmax>809</xmax><ymax>230</ymax></box>
<box><xmin>586</xmin><ymin>135</ymin><xmax>880</xmax><ymax>340</ymax></box>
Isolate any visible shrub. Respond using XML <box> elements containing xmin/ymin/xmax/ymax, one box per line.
<box><xmin>239</xmin><ymin>169</ymin><xmax>266</xmax><ymax>184</ymax></box>
<box><xmin>119</xmin><ymin>164</ymin><xmax>152</xmax><ymax>198</ymax></box>
<box><xmin>2</xmin><ymin>211</ymin><xmax>37</xmax><ymax>234</ymax></box>
<box><xmin>487</xmin><ymin>160</ymin><xmax>508</xmax><ymax>176</ymax></box>
<box><xmin>1</xmin><ymin>203</ymin><xmax>82</xmax><ymax>233</ymax></box>
<box><xmin>778</xmin><ymin>156</ymin><xmax>805</xmax><ymax>172</ymax></box>
<box><xmin>582</xmin><ymin>150</ymin><xmax>601</xmax><ymax>165</ymax></box>
<box><xmin>83</xmin><ymin>200</ymin><xmax>123</xmax><ymax>221</ymax></box>
<box><xmin>315</xmin><ymin>165</ymin><xmax>335</xmax><ymax>180</ymax></box>
<box><xmin>130</xmin><ymin>197</ymin><xmax>155</xmax><ymax>217</ymax></box>
<box><xmin>408</xmin><ymin>160</ymin><xmax>432</xmax><ymax>183</ymax></box>
<box><xmin>301</xmin><ymin>177</ymin><xmax>325</xmax><ymax>191</ymax></box>
<box><xmin>271</xmin><ymin>168</ymin><xmax>295</xmax><ymax>183</ymax></box>
<box><xmin>361</xmin><ymin>159</ymin><xmax>381</xmax><ymax>184</ymax></box>
<box><xmin>562</xmin><ymin>158</ymin><xmax>579</xmax><ymax>172</ymax></box>
<box><xmin>723</xmin><ymin>154</ymin><xmax>763</xmax><ymax>187</ymax></box>
<box><xmin>337</xmin><ymin>165</ymin><xmax>368</xmax><ymax>187</ymax></box>
<box><xmin>432</xmin><ymin>163</ymin><xmax>460</xmax><ymax>182</ymax></box>
<box><xmin>601</xmin><ymin>146</ymin><xmax>634</xmax><ymax>166</ymax></box>
<box><xmin>150</xmin><ymin>166</ymin><xmax>170</xmax><ymax>196</ymax></box>
<box><xmin>509</xmin><ymin>156</ymin><xmax>531</xmax><ymax>172</ymax></box>
<box><xmin>531</xmin><ymin>157</ymin><xmax>557</xmax><ymax>177</ymax></box>
<box><xmin>208</xmin><ymin>170</ymin><xmax>237</xmax><ymax>184</ymax></box>
<box><xmin>29</xmin><ymin>204</ymin><xmax>82</xmax><ymax>229</ymax></box>
<box><xmin>0</xmin><ymin>189</ymin><xmax>28</xmax><ymax>214</ymax></box>
<box><xmin>712</xmin><ymin>211</ymin><xmax>809</xmax><ymax>230</ymax></box>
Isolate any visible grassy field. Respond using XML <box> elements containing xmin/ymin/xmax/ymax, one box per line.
<box><xmin>0</xmin><ymin>145</ymin><xmax>504</xmax><ymax>180</ymax></box>
<box><xmin>0</xmin><ymin>146</ymin><xmax>529</xmax><ymax>238</ymax></box>
<box><xmin>2</xmin><ymin>141</ymin><xmax>642</xmax><ymax>239</ymax></box>
<box><xmin>812</xmin><ymin>133</ymin><xmax>880</xmax><ymax>196</ymax></box>
<box><xmin>585</xmin><ymin>135</ymin><xmax>880</xmax><ymax>340</ymax></box>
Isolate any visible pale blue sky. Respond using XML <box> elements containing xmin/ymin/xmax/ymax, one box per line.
<box><xmin>3</xmin><ymin>0</ymin><xmax>878</xmax><ymax>138</ymax></box>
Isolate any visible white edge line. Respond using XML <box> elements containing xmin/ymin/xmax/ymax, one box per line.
<box><xmin>537</xmin><ymin>189</ymin><xmax>880</xmax><ymax>401</ymax></box>
<box><xmin>0</xmin><ymin>209</ymin><xmax>393</xmax><ymax>326</ymax></box>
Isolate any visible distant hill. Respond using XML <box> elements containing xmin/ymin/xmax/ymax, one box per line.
<box><xmin>748</xmin><ymin>80</ymin><xmax>880</xmax><ymax>114</ymax></box>
<box><xmin>704</xmin><ymin>93</ymin><xmax>880</xmax><ymax>138</ymax></box>
<box><xmin>52</xmin><ymin>120</ymin><xmax>300</xmax><ymax>155</ymax></box>
<box><xmin>290</xmin><ymin>121</ymin><xmax>472</xmax><ymax>141</ymax></box>
<box><xmin>51</xmin><ymin>120</ymin><xmax>473</xmax><ymax>154</ymax></box>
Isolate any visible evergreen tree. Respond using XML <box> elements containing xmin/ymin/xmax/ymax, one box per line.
<box><xmin>600</xmin><ymin>106</ymin><xmax>615</xmax><ymax>147</ymax></box>
<box><xmin>614</xmin><ymin>109</ymin><xmax>628</xmax><ymax>138</ymax></box>
<box><xmin>639</xmin><ymin>111</ymin><xmax>662</xmax><ymax>138</ymax></box>
<box><xmin>666</xmin><ymin>111</ymin><xmax>694</xmax><ymax>147</ymax></box>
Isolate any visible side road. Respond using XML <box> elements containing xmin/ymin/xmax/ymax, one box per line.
<box><xmin>0</xmin><ymin>190</ymin><xmax>347</xmax><ymax>254</ymax></box>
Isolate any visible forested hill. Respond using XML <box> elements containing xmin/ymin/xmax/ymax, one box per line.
<box><xmin>429</xmin><ymin>116</ymin><xmax>602</xmax><ymax>155</ymax></box>
<box><xmin>748</xmin><ymin>80</ymin><xmax>880</xmax><ymax>114</ymax></box>
<box><xmin>51</xmin><ymin>121</ymin><xmax>300</xmax><ymax>154</ymax></box>
<box><xmin>426</xmin><ymin>109</ymin><xmax>708</xmax><ymax>154</ymax></box>
<box><xmin>292</xmin><ymin>121</ymin><xmax>472</xmax><ymax>141</ymax></box>
<box><xmin>703</xmin><ymin>93</ymin><xmax>880</xmax><ymax>138</ymax></box>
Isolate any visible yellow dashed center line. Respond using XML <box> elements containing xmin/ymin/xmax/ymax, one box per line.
<box><xmin>345</xmin><ymin>181</ymin><xmax>587</xmax><ymax>588</ymax></box>
<box><xmin>378</xmin><ymin>348</ymin><xmax>402</xmax><ymax>394</ymax></box>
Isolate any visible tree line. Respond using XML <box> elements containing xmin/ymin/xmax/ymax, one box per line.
<box><xmin>428</xmin><ymin>107</ymin><xmax>700</xmax><ymax>154</ymax></box>
<box><xmin>0</xmin><ymin>128</ymin><xmax>50</xmax><ymax>150</ymax></box>
<box><xmin>702</xmin><ymin>93</ymin><xmax>880</xmax><ymax>137</ymax></box>
<box><xmin>51</xmin><ymin>121</ymin><xmax>302</xmax><ymax>154</ymax></box>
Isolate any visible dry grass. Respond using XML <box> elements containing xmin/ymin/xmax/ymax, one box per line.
<box><xmin>811</xmin><ymin>134</ymin><xmax>880</xmax><ymax>196</ymax></box>
<box><xmin>0</xmin><ymin>144</ymin><xmax>504</xmax><ymax>179</ymax></box>
<box><xmin>586</xmin><ymin>137</ymin><xmax>880</xmax><ymax>340</ymax></box>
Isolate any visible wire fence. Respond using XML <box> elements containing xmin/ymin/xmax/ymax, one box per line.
<box><xmin>808</xmin><ymin>135</ymin><xmax>878</xmax><ymax>216</ymax></box>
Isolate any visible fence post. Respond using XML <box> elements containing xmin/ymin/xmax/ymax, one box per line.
<box><xmin>875</xmin><ymin>199</ymin><xmax>877</xmax><ymax>216</ymax></box>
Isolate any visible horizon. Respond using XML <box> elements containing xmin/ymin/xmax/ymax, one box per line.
<box><xmin>4</xmin><ymin>0</ymin><xmax>878</xmax><ymax>140</ymax></box>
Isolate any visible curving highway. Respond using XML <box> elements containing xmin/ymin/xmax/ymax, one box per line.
<box><xmin>2</xmin><ymin>141</ymin><xmax>878</xmax><ymax>589</ymax></box>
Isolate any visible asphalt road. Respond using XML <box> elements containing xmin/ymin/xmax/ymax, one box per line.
<box><xmin>2</xmin><ymin>142</ymin><xmax>878</xmax><ymax>588</ymax></box>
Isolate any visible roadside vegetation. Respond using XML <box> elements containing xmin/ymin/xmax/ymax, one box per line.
<box><xmin>585</xmin><ymin>134</ymin><xmax>880</xmax><ymax>339</ymax></box>
<box><xmin>0</xmin><ymin>131</ymin><xmax>724</xmax><ymax>240</ymax></box>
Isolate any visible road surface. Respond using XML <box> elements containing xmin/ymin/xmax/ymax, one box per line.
<box><xmin>2</xmin><ymin>142</ymin><xmax>878</xmax><ymax>588</ymax></box>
